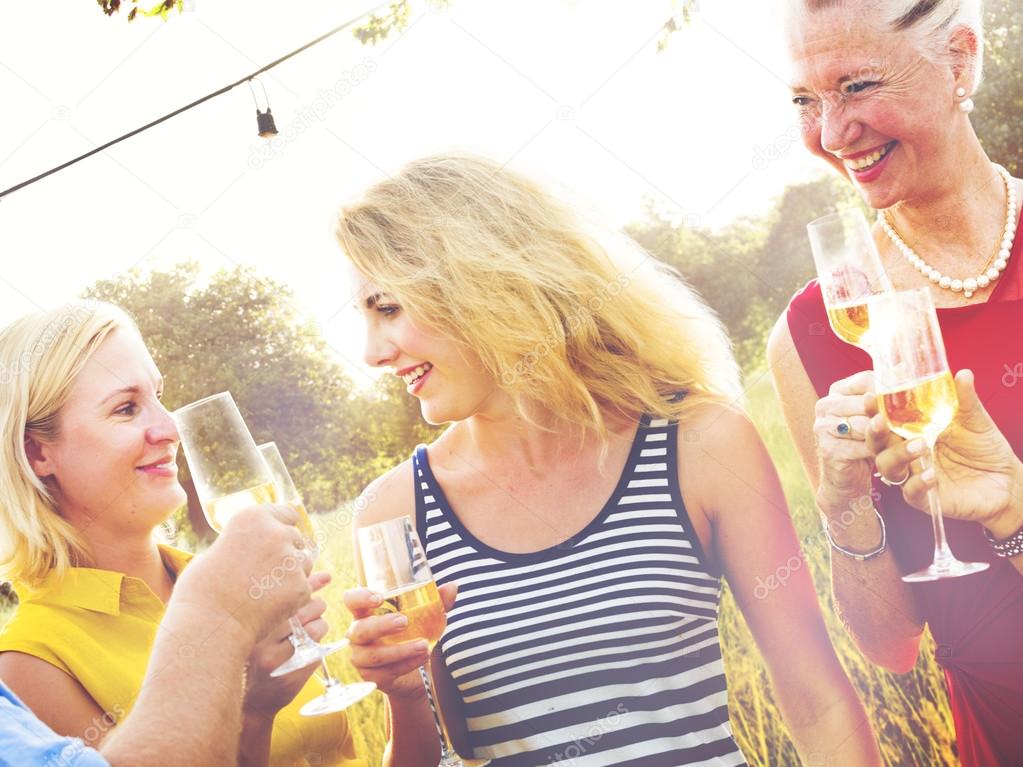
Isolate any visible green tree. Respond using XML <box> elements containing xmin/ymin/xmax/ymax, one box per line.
<box><xmin>974</xmin><ymin>0</ymin><xmax>1023</xmax><ymax>175</ymax></box>
<box><xmin>83</xmin><ymin>262</ymin><xmax>431</xmax><ymax>538</ymax></box>
<box><xmin>626</xmin><ymin>176</ymin><xmax>854</xmax><ymax>371</ymax></box>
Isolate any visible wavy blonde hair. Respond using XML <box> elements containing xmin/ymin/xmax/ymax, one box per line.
<box><xmin>0</xmin><ymin>301</ymin><xmax>136</xmax><ymax>587</ymax></box>
<box><xmin>336</xmin><ymin>154</ymin><xmax>741</xmax><ymax>443</ymax></box>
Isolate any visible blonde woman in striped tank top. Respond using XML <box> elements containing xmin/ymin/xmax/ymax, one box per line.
<box><xmin>337</xmin><ymin>154</ymin><xmax>881</xmax><ymax>767</ymax></box>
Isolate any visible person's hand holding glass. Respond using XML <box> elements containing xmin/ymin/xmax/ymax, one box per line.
<box><xmin>355</xmin><ymin>517</ymin><xmax>488</xmax><ymax>767</ymax></box>
<box><xmin>807</xmin><ymin>207</ymin><xmax>893</xmax><ymax>350</ymax></box>
<box><xmin>174</xmin><ymin>392</ymin><xmax>376</xmax><ymax>714</ymax></box>
<box><xmin>869</xmin><ymin>290</ymin><xmax>990</xmax><ymax>581</ymax></box>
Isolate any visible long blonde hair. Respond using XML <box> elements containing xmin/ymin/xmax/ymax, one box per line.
<box><xmin>0</xmin><ymin>301</ymin><xmax>136</xmax><ymax>587</ymax></box>
<box><xmin>336</xmin><ymin>154</ymin><xmax>741</xmax><ymax>443</ymax></box>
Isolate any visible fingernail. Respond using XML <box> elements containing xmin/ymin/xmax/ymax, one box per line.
<box><xmin>922</xmin><ymin>468</ymin><xmax>936</xmax><ymax>483</ymax></box>
<box><xmin>871</xmin><ymin>414</ymin><xmax>885</xmax><ymax>430</ymax></box>
<box><xmin>391</xmin><ymin>614</ymin><xmax>408</xmax><ymax>628</ymax></box>
<box><xmin>368</xmin><ymin>593</ymin><xmax>382</xmax><ymax>606</ymax></box>
<box><xmin>907</xmin><ymin>439</ymin><xmax>924</xmax><ymax>455</ymax></box>
<box><xmin>413</xmin><ymin>640</ymin><xmax>429</xmax><ymax>653</ymax></box>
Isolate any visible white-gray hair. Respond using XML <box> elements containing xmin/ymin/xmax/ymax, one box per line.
<box><xmin>792</xmin><ymin>0</ymin><xmax>985</xmax><ymax>89</ymax></box>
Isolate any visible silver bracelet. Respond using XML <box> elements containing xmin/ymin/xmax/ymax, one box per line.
<box><xmin>983</xmin><ymin>522</ymin><xmax>1023</xmax><ymax>558</ymax></box>
<box><xmin>819</xmin><ymin>506</ymin><xmax>887</xmax><ymax>561</ymax></box>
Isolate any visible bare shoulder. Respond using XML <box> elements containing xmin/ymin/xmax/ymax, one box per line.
<box><xmin>677</xmin><ymin>401</ymin><xmax>773</xmax><ymax>499</ymax></box>
<box><xmin>356</xmin><ymin>457</ymin><xmax>416</xmax><ymax>529</ymax></box>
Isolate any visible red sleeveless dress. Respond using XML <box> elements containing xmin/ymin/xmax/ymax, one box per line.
<box><xmin>786</xmin><ymin>216</ymin><xmax>1023</xmax><ymax>767</ymax></box>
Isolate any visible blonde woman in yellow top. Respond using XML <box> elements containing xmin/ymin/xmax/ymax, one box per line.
<box><xmin>0</xmin><ymin>302</ymin><xmax>364</xmax><ymax>767</ymax></box>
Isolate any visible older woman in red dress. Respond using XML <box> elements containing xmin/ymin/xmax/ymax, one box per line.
<box><xmin>768</xmin><ymin>1</ymin><xmax>1023</xmax><ymax>764</ymax></box>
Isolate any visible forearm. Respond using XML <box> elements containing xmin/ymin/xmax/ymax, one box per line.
<box><xmin>238</xmin><ymin>713</ymin><xmax>274</xmax><ymax>767</ymax></box>
<box><xmin>101</xmin><ymin>604</ymin><xmax>252</xmax><ymax>766</ymax></box>
<box><xmin>774</xmin><ymin>671</ymin><xmax>881</xmax><ymax>767</ymax></box>
<box><xmin>820</xmin><ymin>495</ymin><xmax>924</xmax><ymax>671</ymax></box>
<box><xmin>383</xmin><ymin>687</ymin><xmax>442</xmax><ymax>767</ymax></box>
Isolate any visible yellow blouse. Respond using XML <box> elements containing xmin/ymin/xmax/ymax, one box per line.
<box><xmin>0</xmin><ymin>545</ymin><xmax>364</xmax><ymax>767</ymax></box>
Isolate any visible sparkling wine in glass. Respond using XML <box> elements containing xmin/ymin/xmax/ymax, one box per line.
<box><xmin>358</xmin><ymin>517</ymin><xmax>489</xmax><ymax>767</ymax></box>
<box><xmin>870</xmin><ymin>290</ymin><xmax>990</xmax><ymax>582</ymax></box>
<box><xmin>173</xmin><ymin>392</ymin><xmax>375</xmax><ymax>712</ymax></box>
<box><xmin>257</xmin><ymin>442</ymin><xmax>350</xmax><ymax>677</ymax></box>
<box><xmin>807</xmin><ymin>208</ymin><xmax>893</xmax><ymax>349</ymax></box>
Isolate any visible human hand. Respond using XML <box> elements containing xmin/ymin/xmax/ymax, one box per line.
<box><xmin>343</xmin><ymin>583</ymin><xmax>457</xmax><ymax>702</ymax></box>
<box><xmin>174</xmin><ymin>504</ymin><xmax>314</xmax><ymax>645</ymax></box>
<box><xmin>242</xmin><ymin>575</ymin><xmax>331</xmax><ymax>717</ymax></box>
<box><xmin>867</xmin><ymin>369</ymin><xmax>1023</xmax><ymax>537</ymax></box>
<box><xmin>813</xmin><ymin>371</ymin><xmax>882</xmax><ymax>512</ymax></box>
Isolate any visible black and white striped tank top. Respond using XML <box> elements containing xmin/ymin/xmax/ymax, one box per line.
<box><xmin>413</xmin><ymin>416</ymin><xmax>749</xmax><ymax>767</ymax></box>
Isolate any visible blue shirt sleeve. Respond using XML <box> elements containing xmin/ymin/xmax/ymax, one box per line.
<box><xmin>0</xmin><ymin>683</ymin><xmax>110</xmax><ymax>767</ymax></box>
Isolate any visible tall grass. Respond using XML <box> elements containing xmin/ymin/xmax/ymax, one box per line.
<box><xmin>0</xmin><ymin>375</ymin><xmax>955</xmax><ymax>765</ymax></box>
<box><xmin>313</xmin><ymin>373</ymin><xmax>956</xmax><ymax>766</ymax></box>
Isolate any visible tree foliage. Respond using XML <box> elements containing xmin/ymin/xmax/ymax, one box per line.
<box><xmin>84</xmin><ymin>262</ymin><xmax>439</xmax><ymax>539</ymax></box>
<box><xmin>627</xmin><ymin>176</ymin><xmax>857</xmax><ymax>372</ymax></box>
<box><xmin>974</xmin><ymin>0</ymin><xmax>1023</xmax><ymax>176</ymax></box>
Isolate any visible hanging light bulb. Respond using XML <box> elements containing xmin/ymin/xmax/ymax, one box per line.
<box><xmin>248</xmin><ymin>78</ymin><xmax>278</xmax><ymax>138</ymax></box>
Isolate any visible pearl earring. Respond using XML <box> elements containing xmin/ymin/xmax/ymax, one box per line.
<box><xmin>955</xmin><ymin>87</ymin><xmax>967</xmax><ymax>98</ymax></box>
<box><xmin>959</xmin><ymin>97</ymin><xmax>975</xmax><ymax>114</ymax></box>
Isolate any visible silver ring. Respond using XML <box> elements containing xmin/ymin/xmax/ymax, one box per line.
<box><xmin>875</xmin><ymin>470</ymin><xmax>910</xmax><ymax>487</ymax></box>
<box><xmin>836</xmin><ymin>419</ymin><xmax>852</xmax><ymax>437</ymax></box>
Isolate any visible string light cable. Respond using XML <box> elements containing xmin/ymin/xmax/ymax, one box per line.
<box><xmin>0</xmin><ymin>0</ymin><xmax>392</xmax><ymax>202</ymax></box>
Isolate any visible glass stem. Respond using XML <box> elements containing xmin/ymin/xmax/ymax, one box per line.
<box><xmin>419</xmin><ymin>664</ymin><xmax>461</xmax><ymax>765</ymax></box>
<box><xmin>289</xmin><ymin>616</ymin><xmax>315</xmax><ymax>649</ymax></box>
<box><xmin>922</xmin><ymin>442</ymin><xmax>955</xmax><ymax>571</ymax></box>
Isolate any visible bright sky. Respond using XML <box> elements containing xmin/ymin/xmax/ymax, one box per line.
<box><xmin>0</xmin><ymin>0</ymin><xmax>823</xmax><ymax>386</ymax></box>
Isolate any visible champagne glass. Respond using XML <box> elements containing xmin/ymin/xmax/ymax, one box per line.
<box><xmin>358</xmin><ymin>517</ymin><xmax>489</xmax><ymax>767</ymax></box>
<box><xmin>869</xmin><ymin>290</ymin><xmax>990</xmax><ymax>582</ymax></box>
<box><xmin>257</xmin><ymin>442</ymin><xmax>349</xmax><ymax>677</ymax></box>
<box><xmin>173</xmin><ymin>392</ymin><xmax>376</xmax><ymax>713</ymax></box>
<box><xmin>807</xmin><ymin>208</ymin><xmax>893</xmax><ymax>349</ymax></box>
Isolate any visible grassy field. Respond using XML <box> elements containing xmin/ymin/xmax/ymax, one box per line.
<box><xmin>310</xmin><ymin>372</ymin><xmax>956</xmax><ymax>766</ymax></box>
<box><xmin>0</xmin><ymin>374</ymin><xmax>955</xmax><ymax>765</ymax></box>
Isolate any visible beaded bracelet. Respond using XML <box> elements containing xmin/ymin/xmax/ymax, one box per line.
<box><xmin>819</xmin><ymin>507</ymin><xmax>887</xmax><ymax>561</ymax></box>
<box><xmin>983</xmin><ymin>522</ymin><xmax>1023</xmax><ymax>558</ymax></box>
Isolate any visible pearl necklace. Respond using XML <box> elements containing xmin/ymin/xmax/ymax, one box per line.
<box><xmin>877</xmin><ymin>163</ymin><xmax>1018</xmax><ymax>298</ymax></box>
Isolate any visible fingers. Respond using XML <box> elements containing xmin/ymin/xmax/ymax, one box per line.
<box><xmin>438</xmin><ymin>582</ymin><xmax>458</xmax><ymax>612</ymax></box>
<box><xmin>865</xmin><ymin>412</ymin><xmax>904</xmax><ymax>455</ymax></box>
<box><xmin>347</xmin><ymin>613</ymin><xmax>431</xmax><ymax>684</ymax></box>
<box><xmin>308</xmin><ymin>572</ymin><xmax>331</xmax><ymax>594</ymax></box>
<box><xmin>302</xmin><ymin>617</ymin><xmax>329</xmax><ymax>643</ymax></box>
<box><xmin>873</xmin><ymin>428</ymin><xmax>924</xmax><ymax>482</ymax></box>
<box><xmin>343</xmin><ymin>587</ymin><xmax>383</xmax><ymax>620</ymax></box>
<box><xmin>266</xmin><ymin>503</ymin><xmax>300</xmax><ymax>527</ymax></box>
<box><xmin>900</xmin><ymin>468</ymin><xmax>935</xmax><ymax>511</ymax></box>
<box><xmin>827</xmin><ymin>370</ymin><xmax>875</xmax><ymax>397</ymax></box>
<box><xmin>954</xmin><ymin>369</ymin><xmax>990</xmax><ymax>428</ymax></box>
<box><xmin>266</xmin><ymin>598</ymin><xmax>327</xmax><ymax>644</ymax></box>
<box><xmin>815</xmin><ymin>393</ymin><xmax>871</xmax><ymax>419</ymax></box>
<box><xmin>862</xmin><ymin>391</ymin><xmax>879</xmax><ymax>417</ymax></box>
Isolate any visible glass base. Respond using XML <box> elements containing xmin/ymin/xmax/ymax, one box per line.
<box><xmin>902</xmin><ymin>558</ymin><xmax>990</xmax><ymax>583</ymax></box>
<box><xmin>300</xmin><ymin>681</ymin><xmax>377</xmax><ymax>716</ymax></box>
<box><xmin>269</xmin><ymin>638</ymin><xmax>348</xmax><ymax>678</ymax></box>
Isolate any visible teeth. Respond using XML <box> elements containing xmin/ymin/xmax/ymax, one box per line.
<box><xmin>847</xmin><ymin>143</ymin><xmax>892</xmax><ymax>171</ymax></box>
<box><xmin>401</xmin><ymin>362</ymin><xmax>432</xmax><ymax>386</ymax></box>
